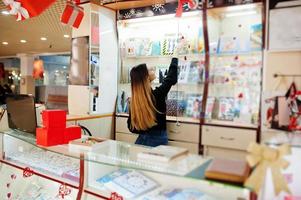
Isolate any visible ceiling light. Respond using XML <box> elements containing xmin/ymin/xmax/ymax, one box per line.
<box><xmin>225</xmin><ymin>11</ymin><xmax>257</xmax><ymax>18</ymax></box>
<box><xmin>20</xmin><ymin>40</ymin><xmax>27</xmax><ymax>43</ymax></box>
<box><xmin>40</xmin><ymin>37</ymin><xmax>47</xmax><ymax>41</ymax></box>
<box><xmin>2</xmin><ymin>42</ymin><xmax>8</xmax><ymax>45</ymax></box>
<box><xmin>63</xmin><ymin>66</ymin><xmax>67</xmax><ymax>69</ymax></box>
<box><xmin>64</xmin><ymin>34</ymin><xmax>70</xmax><ymax>38</ymax></box>
<box><xmin>1</xmin><ymin>10</ymin><xmax>10</xmax><ymax>15</ymax></box>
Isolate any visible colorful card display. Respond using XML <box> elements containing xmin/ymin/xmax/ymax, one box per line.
<box><xmin>97</xmin><ymin>169</ymin><xmax>159</xmax><ymax>199</ymax></box>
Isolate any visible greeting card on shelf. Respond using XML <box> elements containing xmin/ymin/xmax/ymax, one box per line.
<box><xmin>185</xmin><ymin>94</ymin><xmax>202</xmax><ymax>119</ymax></box>
<box><xmin>212</xmin><ymin>97</ymin><xmax>235</xmax><ymax>121</ymax></box>
<box><xmin>96</xmin><ymin>169</ymin><xmax>159</xmax><ymax>199</ymax></box>
<box><xmin>178</xmin><ymin>61</ymin><xmax>191</xmax><ymax>83</ymax></box>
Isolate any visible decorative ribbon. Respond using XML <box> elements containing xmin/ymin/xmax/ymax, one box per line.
<box><xmin>244</xmin><ymin>142</ymin><xmax>291</xmax><ymax>195</ymax></box>
<box><xmin>2</xmin><ymin>0</ymin><xmax>30</xmax><ymax>21</ymax></box>
<box><xmin>175</xmin><ymin>0</ymin><xmax>197</xmax><ymax>17</ymax></box>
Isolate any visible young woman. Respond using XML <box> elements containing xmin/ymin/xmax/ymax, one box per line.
<box><xmin>127</xmin><ymin>58</ymin><xmax>178</xmax><ymax>147</ymax></box>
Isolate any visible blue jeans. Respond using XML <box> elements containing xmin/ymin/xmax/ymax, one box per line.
<box><xmin>135</xmin><ymin>129</ymin><xmax>168</xmax><ymax>147</ymax></box>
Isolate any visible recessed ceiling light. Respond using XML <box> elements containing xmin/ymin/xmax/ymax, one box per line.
<box><xmin>2</xmin><ymin>42</ymin><xmax>8</xmax><ymax>45</ymax></box>
<box><xmin>63</xmin><ymin>34</ymin><xmax>70</xmax><ymax>38</ymax></box>
<box><xmin>40</xmin><ymin>37</ymin><xmax>47</xmax><ymax>41</ymax></box>
<box><xmin>1</xmin><ymin>10</ymin><xmax>10</xmax><ymax>15</ymax></box>
<box><xmin>20</xmin><ymin>40</ymin><xmax>27</xmax><ymax>43</ymax></box>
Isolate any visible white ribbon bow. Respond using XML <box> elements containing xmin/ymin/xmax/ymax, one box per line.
<box><xmin>2</xmin><ymin>0</ymin><xmax>30</xmax><ymax>21</ymax></box>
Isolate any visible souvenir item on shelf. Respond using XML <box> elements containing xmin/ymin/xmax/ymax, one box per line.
<box><xmin>166</xmin><ymin>91</ymin><xmax>186</xmax><ymax>116</ymax></box>
<box><xmin>185</xmin><ymin>94</ymin><xmax>202</xmax><ymax>119</ymax></box>
<box><xmin>178</xmin><ymin>61</ymin><xmax>191</xmax><ymax>83</ymax></box>
<box><xmin>197</xmin><ymin>26</ymin><xmax>205</xmax><ymax>53</ymax></box>
<box><xmin>124</xmin><ymin>38</ymin><xmax>136</xmax><ymax>56</ymax></box>
<box><xmin>205</xmin><ymin>158</ymin><xmax>250</xmax><ymax>184</ymax></box>
<box><xmin>217</xmin><ymin>36</ymin><xmax>250</xmax><ymax>54</ymax></box>
<box><xmin>188</xmin><ymin>61</ymin><xmax>204</xmax><ymax>84</ymax></box>
<box><xmin>137</xmin><ymin>145</ymin><xmax>188</xmax><ymax>162</ymax></box>
<box><xmin>97</xmin><ymin>169</ymin><xmax>159</xmax><ymax>199</ymax></box>
<box><xmin>177</xmin><ymin>35</ymin><xmax>190</xmax><ymax>55</ymax></box>
<box><xmin>143</xmin><ymin>187</ymin><xmax>217</xmax><ymax>200</ymax></box>
<box><xmin>217</xmin><ymin>36</ymin><xmax>238</xmax><ymax>54</ymax></box>
<box><xmin>212</xmin><ymin>97</ymin><xmax>235</xmax><ymax>121</ymax></box>
<box><xmin>137</xmin><ymin>38</ymin><xmax>152</xmax><ymax>56</ymax></box>
<box><xmin>166</xmin><ymin>99</ymin><xmax>186</xmax><ymax>116</ymax></box>
<box><xmin>250</xmin><ymin>24</ymin><xmax>262</xmax><ymax>51</ymax></box>
<box><xmin>61</xmin><ymin>1</ymin><xmax>84</xmax><ymax>29</ymax></box>
<box><xmin>151</xmin><ymin>41</ymin><xmax>161</xmax><ymax>56</ymax></box>
<box><xmin>161</xmin><ymin>36</ymin><xmax>177</xmax><ymax>55</ymax></box>
<box><xmin>205</xmin><ymin>97</ymin><xmax>215</xmax><ymax>119</ymax></box>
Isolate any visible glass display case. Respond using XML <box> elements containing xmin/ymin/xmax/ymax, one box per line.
<box><xmin>205</xmin><ymin>3</ymin><xmax>263</xmax><ymax>128</ymax></box>
<box><xmin>116</xmin><ymin>4</ymin><xmax>205</xmax><ymax>123</ymax></box>
<box><xmin>0</xmin><ymin>130</ymin><xmax>251</xmax><ymax>200</ymax></box>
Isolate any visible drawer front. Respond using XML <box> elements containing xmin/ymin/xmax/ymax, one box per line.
<box><xmin>167</xmin><ymin>122</ymin><xmax>199</xmax><ymax>143</ymax></box>
<box><xmin>116</xmin><ymin>132</ymin><xmax>138</xmax><ymax>143</ymax></box>
<box><xmin>168</xmin><ymin>140</ymin><xmax>199</xmax><ymax>154</ymax></box>
<box><xmin>202</xmin><ymin>126</ymin><xmax>256</xmax><ymax>150</ymax></box>
<box><xmin>204</xmin><ymin>146</ymin><xmax>247</xmax><ymax>160</ymax></box>
<box><xmin>116</xmin><ymin>117</ymin><xmax>131</xmax><ymax>134</ymax></box>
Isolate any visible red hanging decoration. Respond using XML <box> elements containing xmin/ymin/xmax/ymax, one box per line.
<box><xmin>176</xmin><ymin>0</ymin><xmax>197</xmax><ymax>17</ymax></box>
<box><xmin>23</xmin><ymin>167</ymin><xmax>34</xmax><ymax>178</ymax></box>
<box><xmin>110</xmin><ymin>192</ymin><xmax>123</xmax><ymax>200</ymax></box>
<box><xmin>32</xmin><ymin>59</ymin><xmax>44</xmax><ymax>79</ymax></box>
<box><xmin>2</xmin><ymin>0</ymin><xmax>56</xmax><ymax>21</ymax></box>
<box><xmin>61</xmin><ymin>1</ymin><xmax>84</xmax><ymax>29</ymax></box>
<box><xmin>58</xmin><ymin>184</ymin><xmax>72</xmax><ymax>198</ymax></box>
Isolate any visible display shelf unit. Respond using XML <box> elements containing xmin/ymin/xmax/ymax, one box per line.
<box><xmin>114</xmin><ymin>0</ymin><xmax>264</xmax><ymax>158</ymax></box>
<box><xmin>0</xmin><ymin>130</ymin><xmax>251</xmax><ymax>200</ymax></box>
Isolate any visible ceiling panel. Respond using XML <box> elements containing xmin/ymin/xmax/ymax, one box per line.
<box><xmin>0</xmin><ymin>0</ymin><xmax>72</xmax><ymax>57</ymax></box>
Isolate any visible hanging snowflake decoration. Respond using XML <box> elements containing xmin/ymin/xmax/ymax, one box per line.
<box><xmin>152</xmin><ymin>4</ymin><xmax>165</xmax><ymax>12</ymax></box>
<box><xmin>124</xmin><ymin>12</ymin><xmax>132</xmax><ymax>19</ymax></box>
<box><xmin>129</xmin><ymin>8</ymin><xmax>136</xmax><ymax>15</ymax></box>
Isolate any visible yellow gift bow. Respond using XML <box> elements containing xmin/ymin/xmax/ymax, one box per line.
<box><xmin>244</xmin><ymin>142</ymin><xmax>291</xmax><ymax>195</ymax></box>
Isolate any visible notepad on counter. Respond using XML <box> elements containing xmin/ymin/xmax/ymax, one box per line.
<box><xmin>96</xmin><ymin>169</ymin><xmax>159</xmax><ymax>199</ymax></box>
<box><xmin>142</xmin><ymin>187</ymin><xmax>218</xmax><ymax>200</ymax></box>
<box><xmin>137</xmin><ymin>145</ymin><xmax>188</xmax><ymax>162</ymax></box>
<box><xmin>68</xmin><ymin>137</ymin><xmax>106</xmax><ymax>151</ymax></box>
<box><xmin>205</xmin><ymin>158</ymin><xmax>250</xmax><ymax>184</ymax></box>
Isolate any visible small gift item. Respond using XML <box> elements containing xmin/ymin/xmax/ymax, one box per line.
<box><xmin>2</xmin><ymin>0</ymin><xmax>56</xmax><ymax>21</ymax></box>
<box><xmin>61</xmin><ymin>1</ymin><xmax>84</xmax><ymax>28</ymax></box>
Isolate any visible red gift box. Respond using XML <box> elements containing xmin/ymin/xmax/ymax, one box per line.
<box><xmin>73</xmin><ymin>0</ymin><xmax>90</xmax><ymax>4</ymax></box>
<box><xmin>36</xmin><ymin>127</ymin><xmax>65</xmax><ymax>147</ymax></box>
<box><xmin>3</xmin><ymin>0</ymin><xmax>56</xmax><ymax>21</ymax></box>
<box><xmin>42</xmin><ymin>110</ymin><xmax>67</xmax><ymax>128</ymax></box>
<box><xmin>64</xmin><ymin>126</ymin><xmax>82</xmax><ymax>143</ymax></box>
<box><xmin>61</xmin><ymin>2</ymin><xmax>84</xmax><ymax>29</ymax></box>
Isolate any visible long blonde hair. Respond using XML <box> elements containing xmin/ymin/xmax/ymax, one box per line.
<box><xmin>130</xmin><ymin>64</ymin><xmax>157</xmax><ymax>131</ymax></box>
